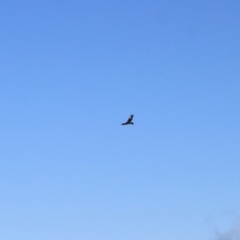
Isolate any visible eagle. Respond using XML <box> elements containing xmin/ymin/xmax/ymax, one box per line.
<box><xmin>121</xmin><ymin>114</ymin><xmax>134</xmax><ymax>125</ymax></box>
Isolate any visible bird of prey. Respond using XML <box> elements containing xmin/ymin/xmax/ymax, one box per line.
<box><xmin>121</xmin><ymin>114</ymin><xmax>134</xmax><ymax>125</ymax></box>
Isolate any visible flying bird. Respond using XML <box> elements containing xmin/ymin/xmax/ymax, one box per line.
<box><xmin>121</xmin><ymin>114</ymin><xmax>134</xmax><ymax>125</ymax></box>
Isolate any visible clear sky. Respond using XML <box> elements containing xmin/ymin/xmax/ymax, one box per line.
<box><xmin>1</xmin><ymin>0</ymin><xmax>240</xmax><ymax>239</ymax></box>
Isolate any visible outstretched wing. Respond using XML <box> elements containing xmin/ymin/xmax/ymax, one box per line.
<box><xmin>126</xmin><ymin>114</ymin><xmax>134</xmax><ymax>124</ymax></box>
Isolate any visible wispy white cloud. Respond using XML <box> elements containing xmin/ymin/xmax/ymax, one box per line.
<box><xmin>214</xmin><ymin>225</ymin><xmax>240</xmax><ymax>240</ymax></box>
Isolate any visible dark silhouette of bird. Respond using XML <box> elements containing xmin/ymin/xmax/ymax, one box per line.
<box><xmin>121</xmin><ymin>114</ymin><xmax>134</xmax><ymax>125</ymax></box>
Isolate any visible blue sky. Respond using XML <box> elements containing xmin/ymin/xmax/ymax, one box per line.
<box><xmin>0</xmin><ymin>0</ymin><xmax>240</xmax><ymax>239</ymax></box>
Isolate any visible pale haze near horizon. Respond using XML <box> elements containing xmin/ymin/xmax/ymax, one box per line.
<box><xmin>0</xmin><ymin>1</ymin><xmax>240</xmax><ymax>239</ymax></box>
